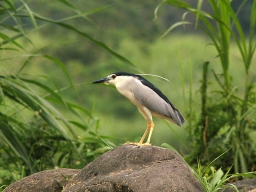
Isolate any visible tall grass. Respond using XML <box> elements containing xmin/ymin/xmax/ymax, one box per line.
<box><xmin>163</xmin><ymin>143</ymin><xmax>255</xmax><ymax>192</ymax></box>
<box><xmin>0</xmin><ymin>0</ymin><xmax>135</xmax><ymax>187</ymax></box>
<box><xmin>156</xmin><ymin>0</ymin><xmax>256</xmax><ymax>174</ymax></box>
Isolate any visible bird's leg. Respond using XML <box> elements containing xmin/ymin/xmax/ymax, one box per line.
<box><xmin>138</xmin><ymin>124</ymin><xmax>150</xmax><ymax>145</ymax></box>
<box><xmin>125</xmin><ymin>124</ymin><xmax>150</xmax><ymax>146</ymax></box>
<box><xmin>127</xmin><ymin>121</ymin><xmax>154</xmax><ymax>146</ymax></box>
<box><xmin>138</xmin><ymin>121</ymin><xmax>154</xmax><ymax>146</ymax></box>
<box><xmin>144</xmin><ymin>121</ymin><xmax>154</xmax><ymax>145</ymax></box>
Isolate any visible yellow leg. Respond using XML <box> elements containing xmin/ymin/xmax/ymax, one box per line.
<box><xmin>125</xmin><ymin>121</ymin><xmax>154</xmax><ymax>146</ymax></box>
<box><xmin>144</xmin><ymin>122</ymin><xmax>154</xmax><ymax>145</ymax></box>
<box><xmin>138</xmin><ymin>121</ymin><xmax>154</xmax><ymax>145</ymax></box>
<box><xmin>124</xmin><ymin>126</ymin><xmax>149</xmax><ymax>146</ymax></box>
<box><xmin>138</xmin><ymin>126</ymin><xmax>150</xmax><ymax>145</ymax></box>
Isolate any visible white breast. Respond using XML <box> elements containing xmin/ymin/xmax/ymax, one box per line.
<box><xmin>113</xmin><ymin>76</ymin><xmax>143</xmax><ymax>108</ymax></box>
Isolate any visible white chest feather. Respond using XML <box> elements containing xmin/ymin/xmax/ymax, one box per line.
<box><xmin>114</xmin><ymin>76</ymin><xmax>141</xmax><ymax>107</ymax></box>
<box><xmin>116</xmin><ymin>84</ymin><xmax>138</xmax><ymax>105</ymax></box>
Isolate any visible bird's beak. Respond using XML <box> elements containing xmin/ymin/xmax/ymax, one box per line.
<box><xmin>92</xmin><ymin>77</ymin><xmax>111</xmax><ymax>84</ymax></box>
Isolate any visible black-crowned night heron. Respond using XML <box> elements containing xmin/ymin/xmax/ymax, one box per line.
<box><xmin>93</xmin><ymin>72</ymin><xmax>185</xmax><ymax>146</ymax></box>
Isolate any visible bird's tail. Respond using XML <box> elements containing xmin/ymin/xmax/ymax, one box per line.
<box><xmin>174</xmin><ymin>109</ymin><xmax>185</xmax><ymax>127</ymax></box>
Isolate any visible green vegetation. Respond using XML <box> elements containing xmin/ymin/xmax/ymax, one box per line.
<box><xmin>0</xmin><ymin>0</ymin><xmax>256</xmax><ymax>190</ymax></box>
<box><xmin>163</xmin><ymin>143</ymin><xmax>255</xmax><ymax>191</ymax></box>
<box><xmin>157</xmin><ymin>0</ymin><xmax>256</xmax><ymax>175</ymax></box>
<box><xmin>0</xmin><ymin>0</ymin><xmax>116</xmax><ymax>187</ymax></box>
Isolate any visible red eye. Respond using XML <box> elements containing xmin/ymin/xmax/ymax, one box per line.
<box><xmin>111</xmin><ymin>74</ymin><xmax>116</xmax><ymax>79</ymax></box>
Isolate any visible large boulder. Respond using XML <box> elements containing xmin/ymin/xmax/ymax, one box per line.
<box><xmin>4</xmin><ymin>144</ymin><xmax>204</xmax><ymax>192</ymax></box>
<box><xmin>4</xmin><ymin>168</ymin><xmax>79</xmax><ymax>192</ymax></box>
<box><xmin>63</xmin><ymin>144</ymin><xmax>204</xmax><ymax>192</ymax></box>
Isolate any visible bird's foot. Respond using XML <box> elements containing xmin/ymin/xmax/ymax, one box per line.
<box><xmin>140</xmin><ymin>142</ymin><xmax>152</xmax><ymax>146</ymax></box>
<box><xmin>124</xmin><ymin>142</ymin><xmax>152</xmax><ymax>146</ymax></box>
<box><xmin>124</xmin><ymin>142</ymin><xmax>139</xmax><ymax>146</ymax></box>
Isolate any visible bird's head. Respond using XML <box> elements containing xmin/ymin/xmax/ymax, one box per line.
<box><xmin>92</xmin><ymin>72</ymin><xmax>136</xmax><ymax>86</ymax></box>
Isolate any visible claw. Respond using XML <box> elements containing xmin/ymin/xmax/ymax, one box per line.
<box><xmin>124</xmin><ymin>142</ymin><xmax>141</xmax><ymax>146</ymax></box>
<box><xmin>124</xmin><ymin>142</ymin><xmax>152</xmax><ymax>146</ymax></box>
<box><xmin>141</xmin><ymin>143</ymin><xmax>152</xmax><ymax>146</ymax></box>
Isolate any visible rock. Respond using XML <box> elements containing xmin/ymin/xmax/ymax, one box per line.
<box><xmin>4</xmin><ymin>145</ymin><xmax>204</xmax><ymax>192</ymax></box>
<box><xmin>3</xmin><ymin>168</ymin><xmax>79</xmax><ymax>192</ymax></box>
<box><xmin>221</xmin><ymin>178</ymin><xmax>256</xmax><ymax>192</ymax></box>
<box><xmin>63</xmin><ymin>144</ymin><xmax>204</xmax><ymax>192</ymax></box>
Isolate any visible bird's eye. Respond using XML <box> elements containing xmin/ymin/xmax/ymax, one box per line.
<box><xmin>111</xmin><ymin>74</ymin><xmax>116</xmax><ymax>79</ymax></box>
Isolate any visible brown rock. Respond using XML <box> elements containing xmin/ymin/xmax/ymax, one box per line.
<box><xmin>4</xmin><ymin>168</ymin><xmax>79</xmax><ymax>192</ymax></box>
<box><xmin>222</xmin><ymin>178</ymin><xmax>256</xmax><ymax>192</ymax></box>
<box><xmin>63</xmin><ymin>144</ymin><xmax>204</xmax><ymax>192</ymax></box>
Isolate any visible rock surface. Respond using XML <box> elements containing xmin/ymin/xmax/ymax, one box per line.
<box><xmin>4</xmin><ymin>144</ymin><xmax>205</xmax><ymax>192</ymax></box>
<box><xmin>222</xmin><ymin>178</ymin><xmax>256</xmax><ymax>192</ymax></box>
<box><xmin>3</xmin><ymin>168</ymin><xmax>79</xmax><ymax>192</ymax></box>
<box><xmin>63</xmin><ymin>144</ymin><xmax>204</xmax><ymax>192</ymax></box>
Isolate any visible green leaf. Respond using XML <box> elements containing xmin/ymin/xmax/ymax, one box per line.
<box><xmin>17</xmin><ymin>47</ymin><xmax>46</xmax><ymax>75</ymax></box>
<box><xmin>0</xmin><ymin>32</ymin><xmax>24</xmax><ymax>49</ymax></box>
<box><xmin>58</xmin><ymin>0</ymin><xmax>77</xmax><ymax>9</ymax></box>
<box><xmin>43</xmin><ymin>55</ymin><xmax>75</xmax><ymax>90</ymax></box>
<box><xmin>161</xmin><ymin>143</ymin><xmax>177</xmax><ymax>151</ymax></box>
<box><xmin>160</xmin><ymin>21</ymin><xmax>191</xmax><ymax>38</ymax></box>
<box><xmin>68</xmin><ymin>120</ymin><xmax>88</xmax><ymax>131</ymax></box>
<box><xmin>17</xmin><ymin>13</ymin><xmax>135</xmax><ymax>67</ymax></box>
<box><xmin>0</xmin><ymin>118</ymin><xmax>35</xmax><ymax>173</ymax></box>
<box><xmin>238</xmin><ymin>149</ymin><xmax>248</xmax><ymax>173</ymax></box>
<box><xmin>164</xmin><ymin>0</ymin><xmax>191</xmax><ymax>9</ymax></box>
<box><xmin>20</xmin><ymin>0</ymin><xmax>38</xmax><ymax>31</ymax></box>
<box><xmin>210</xmin><ymin>168</ymin><xmax>223</xmax><ymax>188</ymax></box>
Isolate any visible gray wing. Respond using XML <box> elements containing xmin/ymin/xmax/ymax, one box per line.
<box><xmin>132</xmin><ymin>84</ymin><xmax>185</xmax><ymax>126</ymax></box>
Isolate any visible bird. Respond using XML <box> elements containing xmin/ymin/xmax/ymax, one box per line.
<box><xmin>92</xmin><ymin>72</ymin><xmax>185</xmax><ymax>146</ymax></box>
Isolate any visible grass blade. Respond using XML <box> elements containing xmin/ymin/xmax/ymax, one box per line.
<box><xmin>16</xmin><ymin>13</ymin><xmax>135</xmax><ymax>67</ymax></box>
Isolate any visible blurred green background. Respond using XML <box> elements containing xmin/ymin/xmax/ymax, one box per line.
<box><xmin>3</xmin><ymin>0</ymin><xmax>252</xmax><ymax>148</ymax></box>
<box><xmin>1</xmin><ymin>0</ymin><xmax>255</xmax><ymax>188</ymax></box>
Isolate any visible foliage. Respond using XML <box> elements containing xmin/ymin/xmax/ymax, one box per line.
<box><xmin>0</xmin><ymin>0</ymin><xmax>126</xmax><ymax>187</ymax></box>
<box><xmin>193</xmin><ymin>160</ymin><xmax>256</xmax><ymax>192</ymax></box>
<box><xmin>0</xmin><ymin>69</ymin><xmax>113</xmax><ymax>187</ymax></box>
<box><xmin>157</xmin><ymin>0</ymin><xmax>256</xmax><ymax>174</ymax></box>
<box><xmin>163</xmin><ymin>143</ymin><xmax>256</xmax><ymax>192</ymax></box>
<box><xmin>1</xmin><ymin>0</ymin><xmax>255</xmax><ymax>190</ymax></box>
